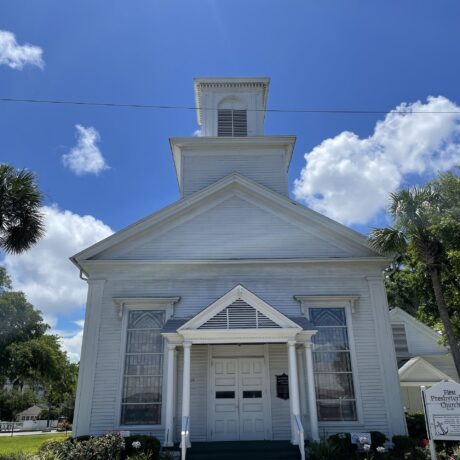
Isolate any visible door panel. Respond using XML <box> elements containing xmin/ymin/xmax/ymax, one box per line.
<box><xmin>239</xmin><ymin>358</ymin><xmax>265</xmax><ymax>440</ymax></box>
<box><xmin>211</xmin><ymin>358</ymin><xmax>239</xmax><ymax>441</ymax></box>
<box><xmin>210</xmin><ymin>357</ymin><xmax>268</xmax><ymax>441</ymax></box>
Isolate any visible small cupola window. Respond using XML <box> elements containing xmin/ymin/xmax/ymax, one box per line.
<box><xmin>217</xmin><ymin>97</ymin><xmax>247</xmax><ymax>137</ymax></box>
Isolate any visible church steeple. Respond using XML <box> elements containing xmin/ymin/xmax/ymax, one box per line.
<box><xmin>170</xmin><ymin>77</ymin><xmax>295</xmax><ymax>198</ymax></box>
<box><xmin>194</xmin><ymin>77</ymin><xmax>270</xmax><ymax>137</ymax></box>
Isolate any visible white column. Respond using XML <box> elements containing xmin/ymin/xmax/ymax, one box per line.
<box><xmin>181</xmin><ymin>341</ymin><xmax>192</xmax><ymax>447</ymax></box>
<box><xmin>304</xmin><ymin>342</ymin><xmax>319</xmax><ymax>441</ymax></box>
<box><xmin>297</xmin><ymin>347</ymin><xmax>307</xmax><ymax>425</ymax></box>
<box><xmin>287</xmin><ymin>341</ymin><xmax>301</xmax><ymax>445</ymax></box>
<box><xmin>164</xmin><ymin>343</ymin><xmax>177</xmax><ymax>446</ymax></box>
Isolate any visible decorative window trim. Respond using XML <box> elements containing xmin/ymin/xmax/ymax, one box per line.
<box><xmin>295</xmin><ymin>296</ymin><xmax>363</xmax><ymax>425</ymax></box>
<box><xmin>294</xmin><ymin>295</ymin><xmax>360</xmax><ymax>314</ymax></box>
<box><xmin>113</xmin><ymin>297</ymin><xmax>180</xmax><ymax>319</ymax></box>
<box><xmin>114</xmin><ymin>298</ymin><xmax>179</xmax><ymax>430</ymax></box>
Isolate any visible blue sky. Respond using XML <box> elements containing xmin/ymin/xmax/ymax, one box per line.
<box><xmin>1</xmin><ymin>0</ymin><xmax>460</xmax><ymax>360</ymax></box>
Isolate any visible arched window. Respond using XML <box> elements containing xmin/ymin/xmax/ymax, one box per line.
<box><xmin>217</xmin><ymin>97</ymin><xmax>247</xmax><ymax>137</ymax></box>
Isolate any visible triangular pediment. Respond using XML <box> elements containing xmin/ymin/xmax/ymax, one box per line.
<box><xmin>399</xmin><ymin>357</ymin><xmax>453</xmax><ymax>383</ymax></box>
<box><xmin>178</xmin><ymin>285</ymin><xmax>301</xmax><ymax>331</ymax></box>
<box><xmin>72</xmin><ymin>174</ymin><xmax>379</xmax><ymax>265</ymax></box>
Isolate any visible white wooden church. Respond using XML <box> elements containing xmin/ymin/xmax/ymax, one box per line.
<box><xmin>71</xmin><ymin>78</ymin><xmax>407</xmax><ymax>455</ymax></box>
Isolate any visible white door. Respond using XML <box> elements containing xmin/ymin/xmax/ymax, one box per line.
<box><xmin>210</xmin><ymin>357</ymin><xmax>268</xmax><ymax>441</ymax></box>
<box><xmin>210</xmin><ymin>358</ymin><xmax>239</xmax><ymax>441</ymax></box>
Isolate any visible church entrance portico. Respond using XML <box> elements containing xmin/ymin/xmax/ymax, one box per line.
<box><xmin>161</xmin><ymin>284</ymin><xmax>319</xmax><ymax>457</ymax></box>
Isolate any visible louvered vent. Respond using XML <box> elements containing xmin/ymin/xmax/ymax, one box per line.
<box><xmin>392</xmin><ymin>323</ymin><xmax>409</xmax><ymax>354</ymax></box>
<box><xmin>199</xmin><ymin>300</ymin><xmax>280</xmax><ymax>329</ymax></box>
<box><xmin>218</xmin><ymin>110</ymin><xmax>247</xmax><ymax>137</ymax></box>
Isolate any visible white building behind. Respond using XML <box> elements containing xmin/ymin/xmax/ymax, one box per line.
<box><xmin>390</xmin><ymin>307</ymin><xmax>459</xmax><ymax>413</ymax></box>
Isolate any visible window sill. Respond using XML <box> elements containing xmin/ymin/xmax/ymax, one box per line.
<box><xmin>318</xmin><ymin>420</ymin><xmax>362</xmax><ymax>426</ymax></box>
<box><xmin>118</xmin><ymin>424</ymin><xmax>163</xmax><ymax>430</ymax></box>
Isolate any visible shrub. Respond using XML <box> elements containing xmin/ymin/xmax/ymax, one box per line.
<box><xmin>370</xmin><ymin>431</ymin><xmax>387</xmax><ymax>449</ymax></box>
<box><xmin>327</xmin><ymin>433</ymin><xmax>357</xmax><ymax>459</ymax></box>
<box><xmin>41</xmin><ymin>433</ymin><xmax>125</xmax><ymax>459</ymax></box>
<box><xmin>307</xmin><ymin>439</ymin><xmax>340</xmax><ymax>460</ymax></box>
<box><xmin>391</xmin><ymin>435</ymin><xmax>414</xmax><ymax>455</ymax></box>
<box><xmin>406</xmin><ymin>413</ymin><xmax>427</xmax><ymax>440</ymax></box>
<box><xmin>73</xmin><ymin>435</ymin><xmax>91</xmax><ymax>442</ymax></box>
<box><xmin>123</xmin><ymin>435</ymin><xmax>160</xmax><ymax>459</ymax></box>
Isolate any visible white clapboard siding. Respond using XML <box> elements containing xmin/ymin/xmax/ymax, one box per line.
<box><xmin>114</xmin><ymin>196</ymin><xmax>354</xmax><ymax>260</ymax></box>
<box><xmin>84</xmin><ymin>264</ymin><xmax>395</xmax><ymax>438</ymax></box>
<box><xmin>404</xmin><ymin>322</ymin><xmax>445</xmax><ymax>356</ymax></box>
<box><xmin>268</xmin><ymin>344</ymin><xmax>291</xmax><ymax>440</ymax></box>
<box><xmin>425</xmin><ymin>355</ymin><xmax>459</xmax><ymax>381</ymax></box>
<box><xmin>182</xmin><ymin>152</ymin><xmax>287</xmax><ymax>196</ymax></box>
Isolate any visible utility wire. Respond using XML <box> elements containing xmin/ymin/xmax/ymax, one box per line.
<box><xmin>0</xmin><ymin>96</ymin><xmax>459</xmax><ymax>114</ymax></box>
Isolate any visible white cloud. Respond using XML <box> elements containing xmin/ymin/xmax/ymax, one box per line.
<box><xmin>3</xmin><ymin>205</ymin><xmax>113</xmax><ymax>325</ymax></box>
<box><xmin>293</xmin><ymin>96</ymin><xmax>460</xmax><ymax>225</ymax></box>
<box><xmin>62</xmin><ymin>125</ymin><xmax>109</xmax><ymax>175</ymax></box>
<box><xmin>193</xmin><ymin>129</ymin><xmax>202</xmax><ymax>137</ymax></box>
<box><xmin>0</xmin><ymin>30</ymin><xmax>44</xmax><ymax>70</ymax></box>
<box><xmin>54</xmin><ymin>320</ymin><xmax>84</xmax><ymax>363</ymax></box>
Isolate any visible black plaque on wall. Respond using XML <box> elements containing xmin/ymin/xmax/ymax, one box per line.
<box><xmin>276</xmin><ymin>373</ymin><xmax>289</xmax><ymax>400</ymax></box>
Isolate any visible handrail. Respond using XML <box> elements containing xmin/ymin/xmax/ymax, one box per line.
<box><xmin>294</xmin><ymin>415</ymin><xmax>305</xmax><ymax>460</ymax></box>
<box><xmin>181</xmin><ymin>416</ymin><xmax>190</xmax><ymax>460</ymax></box>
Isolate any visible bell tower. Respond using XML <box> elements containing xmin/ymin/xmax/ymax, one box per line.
<box><xmin>194</xmin><ymin>77</ymin><xmax>270</xmax><ymax>137</ymax></box>
<box><xmin>170</xmin><ymin>77</ymin><xmax>296</xmax><ymax>198</ymax></box>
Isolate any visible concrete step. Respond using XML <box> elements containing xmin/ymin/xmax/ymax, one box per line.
<box><xmin>186</xmin><ymin>441</ymin><xmax>300</xmax><ymax>460</ymax></box>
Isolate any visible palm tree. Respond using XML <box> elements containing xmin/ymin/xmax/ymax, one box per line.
<box><xmin>369</xmin><ymin>185</ymin><xmax>460</xmax><ymax>377</ymax></box>
<box><xmin>0</xmin><ymin>164</ymin><xmax>44</xmax><ymax>254</ymax></box>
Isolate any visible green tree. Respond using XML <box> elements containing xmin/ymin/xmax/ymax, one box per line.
<box><xmin>0</xmin><ymin>164</ymin><xmax>44</xmax><ymax>254</ymax></box>
<box><xmin>369</xmin><ymin>171</ymin><xmax>460</xmax><ymax>375</ymax></box>
<box><xmin>0</xmin><ymin>266</ymin><xmax>12</xmax><ymax>291</ymax></box>
<box><xmin>6</xmin><ymin>335</ymin><xmax>69</xmax><ymax>388</ymax></box>
<box><xmin>0</xmin><ymin>388</ymin><xmax>38</xmax><ymax>421</ymax></box>
<box><xmin>0</xmin><ymin>289</ymin><xmax>48</xmax><ymax>384</ymax></box>
<box><xmin>0</xmin><ymin>268</ymin><xmax>79</xmax><ymax>421</ymax></box>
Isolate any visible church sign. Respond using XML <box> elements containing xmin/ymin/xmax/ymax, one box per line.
<box><xmin>276</xmin><ymin>373</ymin><xmax>289</xmax><ymax>400</ymax></box>
<box><xmin>422</xmin><ymin>381</ymin><xmax>460</xmax><ymax>441</ymax></box>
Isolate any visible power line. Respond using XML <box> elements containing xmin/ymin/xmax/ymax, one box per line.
<box><xmin>0</xmin><ymin>96</ymin><xmax>459</xmax><ymax>115</ymax></box>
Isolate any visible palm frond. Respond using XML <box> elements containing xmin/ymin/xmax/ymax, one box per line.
<box><xmin>368</xmin><ymin>226</ymin><xmax>407</xmax><ymax>256</ymax></box>
<box><xmin>0</xmin><ymin>164</ymin><xmax>44</xmax><ymax>254</ymax></box>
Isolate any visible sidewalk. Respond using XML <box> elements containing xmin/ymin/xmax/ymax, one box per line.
<box><xmin>0</xmin><ymin>429</ymin><xmax>60</xmax><ymax>437</ymax></box>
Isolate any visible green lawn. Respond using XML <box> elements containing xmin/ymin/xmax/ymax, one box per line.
<box><xmin>0</xmin><ymin>433</ymin><xmax>69</xmax><ymax>454</ymax></box>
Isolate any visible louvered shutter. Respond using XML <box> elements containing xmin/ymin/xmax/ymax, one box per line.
<box><xmin>391</xmin><ymin>323</ymin><xmax>409</xmax><ymax>354</ymax></box>
<box><xmin>218</xmin><ymin>109</ymin><xmax>233</xmax><ymax>136</ymax></box>
<box><xmin>218</xmin><ymin>109</ymin><xmax>247</xmax><ymax>137</ymax></box>
<box><xmin>232</xmin><ymin>110</ymin><xmax>247</xmax><ymax>136</ymax></box>
<box><xmin>199</xmin><ymin>299</ymin><xmax>280</xmax><ymax>329</ymax></box>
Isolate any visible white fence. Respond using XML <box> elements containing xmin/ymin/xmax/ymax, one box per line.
<box><xmin>0</xmin><ymin>420</ymin><xmax>58</xmax><ymax>432</ymax></box>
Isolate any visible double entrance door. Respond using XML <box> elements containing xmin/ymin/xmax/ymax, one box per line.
<box><xmin>209</xmin><ymin>357</ymin><xmax>269</xmax><ymax>441</ymax></box>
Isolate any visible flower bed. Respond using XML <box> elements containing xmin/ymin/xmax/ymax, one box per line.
<box><xmin>39</xmin><ymin>433</ymin><xmax>165</xmax><ymax>460</ymax></box>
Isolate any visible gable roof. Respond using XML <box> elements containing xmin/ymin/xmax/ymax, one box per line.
<box><xmin>71</xmin><ymin>173</ymin><xmax>380</xmax><ymax>268</ymax></box>
<box><xmin>399</xmin><ymin>357</ymin><xmax>454</xmax><ymax>384</ymax></box>
<box><xmin>389</xmin><ymin>307</ymin><xmax>443</xmax><ymax>345</ymax></box>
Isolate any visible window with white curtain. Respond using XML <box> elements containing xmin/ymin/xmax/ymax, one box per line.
<box><xmin>121</xmin><ymin>310</ymin><xmax>165</xmax><ymax>425</ymax></box>
<box><xmin>310</xmin><ymin>307</ymin><xmax>357</xmax><ymax>421</ymax></box>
